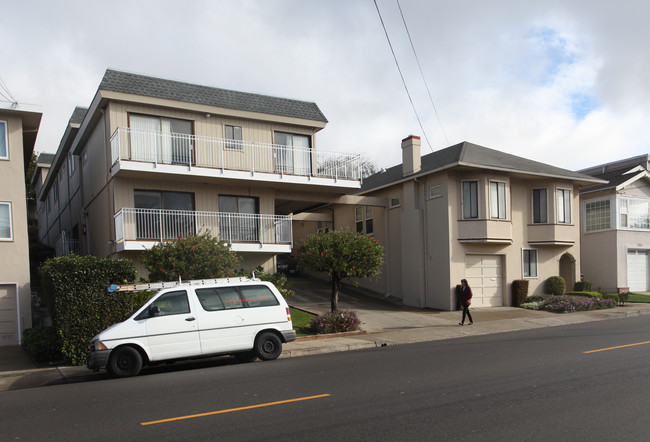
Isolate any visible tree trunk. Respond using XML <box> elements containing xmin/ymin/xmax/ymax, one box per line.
<box><xmin>330</xmin><ymin>276</ymin><xmax>340</xmax><ymax>312</ymax></box>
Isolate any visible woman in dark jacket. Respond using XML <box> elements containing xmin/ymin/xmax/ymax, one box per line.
<box><xmin>459</xmin><ymin>278</ymin><xmax>473</xmax><ymax>326</ymax></box>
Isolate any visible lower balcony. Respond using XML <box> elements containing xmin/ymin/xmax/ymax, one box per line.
<box><xmin>114</xmin><ymin>208</ymin><xmax>292</xmax><ymax>253</ymax></box>
<box><xmin>458</xmin><ymin>219</ymin><xmax>512</xmax><ymax>244</ymax></box>
<box><xmin>527</xmin><ymin>223</ymin><xmax>576</xmax><ymax>246</ymax></box>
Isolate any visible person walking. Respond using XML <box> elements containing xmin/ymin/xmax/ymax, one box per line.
<box><xmin>459</xmin><ymin>278</ymin><xmax>473</xmax><ymax>326</ymax></box>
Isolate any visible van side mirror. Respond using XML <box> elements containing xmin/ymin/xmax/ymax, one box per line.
<box><xmin>149</xmin><ymin>305</ymin><xmax>161</xmax><ymax>317</ymax></box>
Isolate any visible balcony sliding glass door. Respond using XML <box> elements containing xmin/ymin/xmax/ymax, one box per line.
<box><xmin>134</xmin><ymin>190</ymin><xmax>195</xmax><ymax>240</ymax></box>
<box><xmin>129</xmin><ymin>114</ymin><xmax>193</xmax><ymax>165</ymax></box>
<box><xmin>274</xmin><ymin>132</ymin><xmax>311</xmax><ymax>175</ymax></box>
<box><xmin>218</xmin><ymin>195</ymin><xmax>259</xmax><ymax>243</ymax></box>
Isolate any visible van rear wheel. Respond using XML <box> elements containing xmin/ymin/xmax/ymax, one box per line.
<box><xmin>254</xmin><ymin>332</ymin><xmax>282</xmax><ymax>360</ymax></box>
<box><xmin>108</xmin><ymin>346</ymin><xmax>143</xmax><ymax>377</ymax></box>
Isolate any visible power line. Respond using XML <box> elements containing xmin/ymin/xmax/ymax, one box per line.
<box><xmin>397</xmin><ymin>0</ymin><xmax>450</xmax><ymax>145</ymax></box>
<box><xmin>373</xmin><ymin>0</ymin><xmax>434</xmax><ymax>153</ymax></box>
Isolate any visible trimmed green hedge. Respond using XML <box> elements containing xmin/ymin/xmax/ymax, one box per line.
<box><xmin>603</xmin><ymin>293</ymin><xmax>620</xmax><ymax>304</ymax></box>
<box><xmin>546</xmin><ymin>276</ymin><xmax>566</xmax><ymax>296</ymax></box>
<box><xmin>573</xmin><ymin>280</ymin><xmax>592</xmax><ymax>291</ymax></box>
<box><xmin>512</xmin><ymin>280</ymin><xmax>529</xmax><ymax>307</ymax></box>
<box><xmin>40</xmin><ymin>255</ymin><xmax>138</xmax><ymax>365</ymax></box>
<box><xmin>566</xmin><ymin>291</ymin><xmax>602</xmax><ymax>299</ymax></box>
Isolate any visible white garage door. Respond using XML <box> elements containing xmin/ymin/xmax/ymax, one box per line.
<box><xmin>0</xmin><ymin>285</ymin><xmax>18</xmax><ymax>345</ymax></box>
<box><xmin>627</xmin><ymin>250</ymin><xmax>650</xmax><ymax>292</ymax></box>
<box><xmin>465</xmin><ymin>255</ymin><xmax>503</xmax><ymax>307</ymax></box>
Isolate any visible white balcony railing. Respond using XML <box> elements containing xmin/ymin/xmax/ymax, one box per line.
<box><xmin>55</xmin><ymin>231</ymin><xmax>81</xmax><ymax>256</ymax></box>
<box><xmin>114</xmin><ymin>208</ymin><xmax>293</xmax><ymax>246</ymax></box>
<box><xmin>110</xmin><ymin>127</ymin><xmax>362</xmax><ymax>181</ymax></box>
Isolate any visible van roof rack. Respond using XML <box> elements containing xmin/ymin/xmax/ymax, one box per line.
<box><xmin>108</xmin><ymin>275</ymin><xmax>259</xmax><ymax>293</ymax></box>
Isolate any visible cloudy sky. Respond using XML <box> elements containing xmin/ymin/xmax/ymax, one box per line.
<box><xmin>2</xmin><ymin>0</ymin><xmax>648</xmax><ymax>171</ymax></box>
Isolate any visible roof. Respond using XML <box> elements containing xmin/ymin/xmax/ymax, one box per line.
<box><xmin>69</xmin><ymin>106</ymin><xmax>88</xmax><ymax>126</ymax></box>
<box><xmin>578</xmin><ymin>155</ymin><xmax>650</xmax><ymax>193</ymax></box>
<box><xmin>361</xmin><ymin>141</ymin><xmax>605</xmax><ymax>193</ymax></box>
<box><xmin>99</xmin><ymin>69</ymin><xmax>328</xmax><ymax>123</ymax></box>
<box><xmin>35</xmin><ymin>153</ymin><xmax>55</xmax><ymax>165</ymax></box>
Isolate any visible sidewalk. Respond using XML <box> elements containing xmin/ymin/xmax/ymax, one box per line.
<box><xmin>3</xmin><ymin>275</ymin><xmax>650</xmax><ymax>391</ymax></box>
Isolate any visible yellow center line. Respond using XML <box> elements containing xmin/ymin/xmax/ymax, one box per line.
<box><xmin>140</xmin><ymin>393</ymin><xmax>331</xmax><ymax>426</ymax></box>
<box><xmin>584</xmin><ymin>340</ymin><xmax>650</xmax><ymax>354</ymax></box>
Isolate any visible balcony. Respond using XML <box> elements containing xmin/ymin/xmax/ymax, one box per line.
<box><xmin>527</xmin><ymin>223</ymin><xmax>576</xmax><ymax>246</ymax></box>
<box><xmin>114</xmin><ymin>208</ymin><xmax>292</xmax><ymax>253</ymax></box>
<box><xmin>457</xmin><ymin>219</ymin><xmax>512</xmax><ymax>244</ymax></box>
<box><xmin>55</xmin><ymin>232</ymin><xmax>81</xmax><ymax>256</ymax></box>
<box><xmin>109</xmin><ymin>128</ymin><xmax>362</xmax><ymax>188</ymax></box>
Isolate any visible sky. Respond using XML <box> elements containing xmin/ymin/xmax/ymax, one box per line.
<box><xmin>2</xmin><ymin>0</ymin><xmax>649</xmax><ymax>171</ymax></box>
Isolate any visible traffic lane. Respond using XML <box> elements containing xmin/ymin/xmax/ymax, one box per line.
<box><xmin>3</xmin><ymin>315</ymin><xmax>650</xmax><ymax>440</ymax></box>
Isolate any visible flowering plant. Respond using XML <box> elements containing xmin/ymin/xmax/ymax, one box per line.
<box><xmin>309</xmin><ymin>309</ymin><xmax>361</xmax><ymax>334</ymax></box>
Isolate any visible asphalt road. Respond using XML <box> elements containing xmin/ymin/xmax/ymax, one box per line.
<box><xmin>2</xmin><ymin>315</ymin><xmax>650</xmax><ymax>441</ymax></box>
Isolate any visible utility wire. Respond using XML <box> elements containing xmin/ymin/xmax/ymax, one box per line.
<box><xmin>0</xmin><ymin>76</ymin><xmax>18</xmax><ymax>107</ymax></box>
<box><xmin>373</xmin><ymin>0</ymin><xmax>434</xmax><ymax>153</ymax></box>
<box><xmin>397</xmin><ymin>0</ymin><xmax>450</xmax><ymax>145</ymax></box>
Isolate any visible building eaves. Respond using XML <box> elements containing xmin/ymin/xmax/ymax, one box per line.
<box><xmin>99</xmin><ymin>69</ymin><xmax>328</xmax><ymax>123</ymax></box>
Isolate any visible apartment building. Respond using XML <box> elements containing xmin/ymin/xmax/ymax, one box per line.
<box><xmin>37</xmin><ymin>69</ymin><xmax>363</xmax><ymax>274</ymax></box>
<box><xmin>0</xmin><ymin>107</ymin><xmax>42</xmax><ymax>345</ymax></box>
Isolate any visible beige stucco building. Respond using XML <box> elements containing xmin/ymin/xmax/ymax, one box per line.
<box><xmin>36</xmin><ymin>70</ymin><xmax>364</xmax><ymax>274</ymax></box>
<box><xmin>297</xmin><ymin>136</ymin><xmax>606</xmax><ymax>309</ymax></box>
<box><xmin>579</xmin><ymin>155</ymin><xmax>650</xmax><ymax>293</ymax></box>
<box><xmin>0</xmin><ymin>108</ymin><xmax>41</xmax><ymax>345</ymax></box>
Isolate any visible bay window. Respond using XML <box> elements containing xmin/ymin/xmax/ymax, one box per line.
<box><xmin>557</xmin><ymin>188</ymin><xmax>571</xmax><ymax>224</ymax></box>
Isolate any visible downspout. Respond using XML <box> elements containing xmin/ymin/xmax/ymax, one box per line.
<box><xmin>414</xmin><ymin>177</ymin><xmax>429</xmax><ymax>308</ymax></box>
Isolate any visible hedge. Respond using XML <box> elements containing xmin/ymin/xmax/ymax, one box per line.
<box><xmin>566</xmin><ymin>291</ymin><xmax>602</xmax><ymax>299</ymax></box>
<box><xmin>546</xmin><ymin>276</ymin><xmax>566</xmax><ymax>296</ymax></box>
<box><xmin>573</xmin><ymin>280</ymin><xmax>592</xmax><ymax>292</ymax></box>
<box><xmin>40</xmin><ymin>254</ymin><xmax>138</xmax><ymax>365</ymax></box>
<box><xmin>512</xmin><ymin>280</ymin><xmax>529</xmax><ymax>307</ymax></box>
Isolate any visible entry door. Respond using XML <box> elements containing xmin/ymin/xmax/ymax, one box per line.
<box><xmin>464</xmin><ymin>255</ymin><xmax>504</xmax><ymax>307</ymax></box>
<box><xmin>628</xmin><ymin>250</ymin><xmax>650</xmax><ymax>292</ymax></box>
<box><xmin>142</xmin><ymin>290</ymin><xmax>201</xmax><ymax>361</ymax></box>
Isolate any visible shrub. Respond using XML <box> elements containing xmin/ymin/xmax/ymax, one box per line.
<box><xmin>566</xmin><ymin>291</ymin><xmax>602</xmax><ymax>299</ymax></box>
<box><xmin>519</xmin><ymin>301</ymin><xmax>542</xmax><ymax>310</ymax></box>
<box><xmin>603</xmin><ymin>293</ymin><xmax>620</xmax><ymax>304</ymax></box>
<box><xmin>573</xmin><ymin>280</ymin><xmax>592</xmax><ymax>291</ymax></box>
<box><xmin>143</xmin><ymin>232</ymin><xmax>240</xmax><ymax>282</ymax></box>
<box><xmin>533</xmin><ymin>295</ymin><xmax>616</xmax><ymax>313</ymax></box>
<box><xmin>546</xmin><ymin>276</ymin><xmax>566</xmax><ymax>296</ymax></box>
<box><xmin>455</xmin><ymin>284</ymin><xmax>462</xmax><ymax>310</ymax></box>
<box><xmin>309</xmin><ymin>310</ymin><xmax>361</xmax><ymax>334</ymax></box>
<box><xmin>22</xmin><ymin>326</ymin><xmax>62</xmax><ymax>363</ymax></box>
<box><xmin>40</xmin><ymin>254</ymin><xmax>137</xmax><ymax>365</ymax></box>
<box><xmin>512</xmin><ymin>280</ymin><xmax>529</xmax><ymax>307</ymax></box>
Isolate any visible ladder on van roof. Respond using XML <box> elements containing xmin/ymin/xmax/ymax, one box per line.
<box><xmin>107</xmin><ymin>276</ymin><xmax>259</xmax><ymax>293</ymax></box>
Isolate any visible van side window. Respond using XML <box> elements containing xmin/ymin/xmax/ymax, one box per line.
<box><xmin>240</xmin><ymin>285</ymin><xmax>280</xmax><ymax>307</ymax></box>
<box><xmin>216</xmin><ymin>287</ymin><xmax>245</xmax><ymax>309</ymax></box>
<box><xmin>195</xmin><ymin>288</ymin><xmax>225</xmax><ymax>311</ymax></box>
<box><xmin>151</xmin><ymin>290</ymin><xmax>190</xmax><ymax>316</ymax></box>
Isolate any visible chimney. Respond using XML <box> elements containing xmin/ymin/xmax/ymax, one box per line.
<box><xmin>401</xmin><ymin>135</ymin><xmax>421</xmax><ymax>177</ymax></box>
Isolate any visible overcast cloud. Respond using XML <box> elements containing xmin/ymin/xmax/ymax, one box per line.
<box><xmin>2</xmin><ymin>0</ymin><xmax>648</xmax><ymax>171</ymax></box>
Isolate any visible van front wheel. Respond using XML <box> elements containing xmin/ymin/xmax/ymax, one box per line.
<box><xmin>254</xmin><ymin>332</ymin><xmax>282</xmax><ymax>361</ymax></box>
<box><xmin>108</xmin><ymin>346</ymin><xmax>143</xmax><ymax>377</ymax></box>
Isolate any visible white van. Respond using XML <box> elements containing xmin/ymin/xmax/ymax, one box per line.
<box><xmin>87</xmin><ymin>277</ymin><xmax>296</xmax><ymax>377</ymax></box>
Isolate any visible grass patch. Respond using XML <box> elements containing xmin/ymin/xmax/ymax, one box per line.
<box><xmin>627</xmin><ymin>293</ymin><xmax>650</xmax><ymax>303</ymax></box>
<box><xmin>290</xmin><ymin>307</ymin><xmax>315</xmax><ymax>337</ymax></box>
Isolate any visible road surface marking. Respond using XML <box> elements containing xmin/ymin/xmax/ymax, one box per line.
<box><xmin>584</xmin><ymin>340</ymin><xmax>650</xmax><ymax>354</ymax></box>
<box><xmin>140</xmin><ymin>393</ymin><xmax>331</xmax><ymax>426</ymax></box>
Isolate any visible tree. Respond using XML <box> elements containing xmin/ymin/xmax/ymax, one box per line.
<box><xmin>297</xmin><ymin>229</ymin><xmax>384</xmax><ymax>311</ymax></box>
<box><xmin>143</xmin><ymin>232</ymin><xmax>240</xmax><ymax>282</ymax></box>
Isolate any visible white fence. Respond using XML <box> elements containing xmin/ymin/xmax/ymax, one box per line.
<box><xmin>110</xmin><ymin>127</ymin><xmax>362</xmax><ymax>180</ymax></box>
<box><xmin>114</xmin><ymin>208</ymin><xmax>292</xmax><ymax>245</ymax></box>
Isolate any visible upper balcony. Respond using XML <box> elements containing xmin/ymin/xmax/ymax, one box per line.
<box><xmin>114</xmin><ymin>208</ymin><xmax>292</xmax><ymax>254</ymax></box>
<box><xmin>457</xmin><ymin>219</ymin><xmax>512</xmax><ymax>244</ymax></box>
<box><xmin>109</xmin><ymin>128</ymin><xmax>362</xmax><ymax>190</ymax></box>
<box><xmin>527</xmin><ymin>223</ymin><xmax>576</xmax><ymax>246</ymax></box>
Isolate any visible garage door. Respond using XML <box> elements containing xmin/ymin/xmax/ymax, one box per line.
<box><xmin>0</xmin><ymin>285</ymin><xmax>18</xmax><ymax>345</ymax></box>
<box><xmin>465</xmin><ymin>255</ymin><xmax>503</xmax><ymax>307</ymax></box>
<box><xmin>627</xmin><ymin>250</ymin><xmax>650</xmax><ymax>292</ymax></box>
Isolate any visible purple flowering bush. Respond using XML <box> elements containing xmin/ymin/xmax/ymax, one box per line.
<box><xmin>309</xmin><ymin>309</ymin><xmax>362</xmax><ymax>334</ymax></box>
<box><xmin>521</xmin><ymin>295</ymin><xmax>616</xmax><ymax>313</ymax></box>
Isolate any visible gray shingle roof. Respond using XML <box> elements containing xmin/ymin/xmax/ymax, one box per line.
<box><xmin>69</xmin><ymin>106</ymin><xmax>88</xmax><ymax>125</ymax></box>
<box><xmin>36</xmin><ymin>152</ymin><xmax>55</xmax><ymax>165</ymax></box>
<box><xmin>361</xmin><ymin>141</ymin><xmax>604</xmax><ymax>192</ymax></box>
<box><xmin>99</xmin><ymin>69</ymin><xmax>328</xmax><ymax>123</ymax></box>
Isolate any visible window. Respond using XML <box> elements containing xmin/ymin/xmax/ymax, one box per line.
<box><xmin>620</xmin><ymin>198</ymin><xmax>650</xmax><ymax>230</ymax></box>
<box><xmin>134</xmin><ymin>190</ymin><xmax>195</xmax><ymax>240</ymax></box>
<box><xmin>53</xmin><ymin>180</ymin><xmax>59</xmax><ymax>203</ymax></box>
<box><xmin>532</xmin><ymin>188</ymin><xmax>548</xmax><ymax>223</ymax></box>
<box><xmin>0</xmin><ymin>120</ymin><xmax>7</xmax><ymax>159</ymax></box>
<box><xmin>0</xmin><ymin>202</ymin><xmax>12</xmax><ymax>240</ymax></box>
<box><xmin>462</xmin><ymin>181</ymin><xmax>478</xmax><ymax>219</ymax></box>
<box><xmin>317</xmin><ymin>221</ymin><xmax>332</xmax><ymax>233</ymax></box>
<box><xmin>274</xmin><ymin>132</ymin><xmax>311</xmax><ymax>175</ymax></box>
<box><xmin>355</xmin><ymin>206</ymin><xmax>373</xmax><ymax>234</ymax></box>
<box><xmin>556</xmin><ymin>189</ymin><xmax>571</xmax><ymax>224</ymax></box>
<box><xmin>68</xmin><ymin>153</ymin><xmax>76</xmax><ymax>176</ymax></box>
<box><xmin>389</xmin><ymin>196</ymin><xmax>401</xmax><ymax>208</ymax></box>
<box><xmin>490</xmin><ymin>181</ymin><xmax>507</xmax><ymax>219</ymax></box>
<box><xmin>523</xmin><ymin>249</ymin><xmax>538</xmax><ymax>277</ymax></box>
<box><xmin>196</xmin><ymin>285</ymin><xmax>280</xmax><ymax>311</ymax></box>
<box><xmin>137</xmin><ymin>290</ymin><xmax>190</xmax><ymax>318</ymax></box>
<box><xmin>225</xmin><ymin>125</ymin><xmax>243</xmax><ymax>150</ymax></box>
<box><xmin>429</xmin><ymin>185</ymin><xmax>442</xmax><ymax>199</ymax></box>
<box><xmin>218</xmin><ymin>195</ymin><xmax>259</xmax><ymax>242</ymax></box>
<box><xmin>620</xmin><ymin>199</ymin><xmax>628</xmax><ymax>228</ymax></box>
<box><xmin>585</xmin><ymin>200</ymin><xmax>611</xmax><ymax>232</ymax></box>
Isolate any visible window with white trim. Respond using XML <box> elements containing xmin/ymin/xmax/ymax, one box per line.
<box><xmin>0</xmin><ymin>202</ymin><xmax>12</xmax><ymax>240</ymax></box>
<box><xmin>225</xmin><ymin>125</ymin><xmax>243</xmax><ymax>150</ymax></box>
<box><xmin>389</xmin><ymin>196</ymin><xmax>401</xmax><ymax>208</ymax></box>
<box><xmin>355</xmin><ymin>206</ymin><xmax>374</xmax><ymax>234</ymax></box>
<box><xmin>532</xmin><ymin>188</ymin><xmax>547</xmax><ymax>223</ymax></box>
<box><xmin>585</xmin><ymin>199</ymin><xmax>611</xmax><ymax>232</ymax></box>
<box><xmin>556</xmin><ymin>188</ymin><xmax>571</xmax><ymax>224</ymax></box>
<box><xmin>68</xmin><ymin>153</ymin><xmax>76</xmax><ymax>176</ymax></box>
<box><xmin>523</xmin><ymin>249</ymin><xmax>537</xmax><ymax>277</ymax></box>
<box><xmin>0</xmin><ymin>120</ymin><xmax>7</xmax><ymax>159</ymax></box>
<box><xmin>619</xmin><ymin>197</ymin><xmax>650</xmax><ymax>230</ymax></box>
<box><xmin>462</xmin><ymin>181</ymin><xmax>478</xmax><ymax>219</ymax></box>
<box><xmin>429</xmin><ymin>185</ymin><xmax>442</xmax><ymax>199</ymax></box>
<box><xmin>490</xmin><ymin>181</ymin><xmax>507</xmax><ymax>219</ymax></box>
